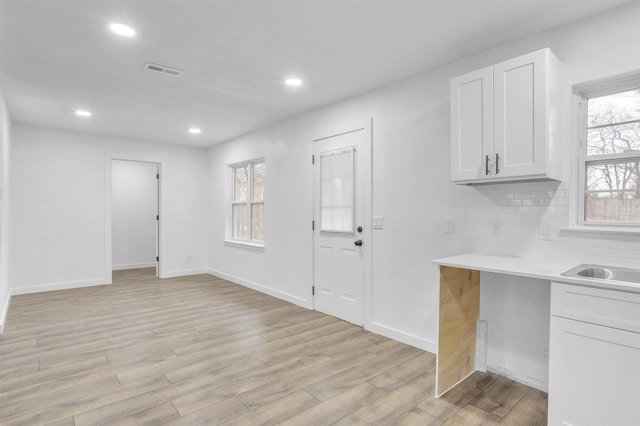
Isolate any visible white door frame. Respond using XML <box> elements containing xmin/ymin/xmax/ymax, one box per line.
<box><xmin>104</xmin><ymin>154</ymin><xmax>165</xmax><ymax>283</ymax></box>
<box><xmin>311</xmin><ymin>119</ymin><xmax>373</xmax><ymax>328</ymax></box>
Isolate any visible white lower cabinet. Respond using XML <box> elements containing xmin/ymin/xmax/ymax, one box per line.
<box><xmin>549</xmin><ymin>282</ymin><xmax>640</xmax><ymax>426</ymax></box>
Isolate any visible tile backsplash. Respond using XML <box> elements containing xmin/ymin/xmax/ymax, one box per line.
<box><xmin>470</xmin><ymin>181</ymin><xmax>640</xmax><ymax>267</ymax></box>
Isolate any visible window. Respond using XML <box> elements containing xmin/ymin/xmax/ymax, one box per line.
<box><xmin>579</xmin><ymin>84</ymin><xmax>640</xmax><ymax>225</ymax></box>
<box><xmin>230</xmin><ymin>159</ymin><xmax>265</xmax><ymax>243</ymax></box>
<box><xmin>320</xmin><ymin>148</ymin><xmax>355</xmax><ymax>233</ymax></box>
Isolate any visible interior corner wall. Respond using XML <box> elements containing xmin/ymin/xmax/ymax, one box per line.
<box><xmin>111</xmin><ymin>160</ymin><xmax>158</xmax><ymax>271</ymax></box>
<box><xmin>9</xmin><ymin>124</ymin><xmax>209</xmax><ymax>294</ymax></box>
<box><xmin>207</xmin><ymin>1</ymin><xmax>640</xmax><ymax>358</ymax></box>
<box><xmin>0</xmin><ymin>92</ymin><xmax>11</xmax><ymax>332</ymax></box>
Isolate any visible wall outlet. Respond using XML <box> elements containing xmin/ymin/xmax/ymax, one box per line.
<box><xmin>186</xmin><ymin>255</ymin><xmax>192</xmax><ymax>264</ymax></box>
<box><xmin>539</xmin><ymin>221</ymin><xmax>552</xmax><ymax>240</ymax></box>
<box><xmin>540</xmin><ymin>343</ymin><xmax>550</xmax><ymax>362</ymax></box>
<box><xmin>445</xmin><ymin>218</ymin><xmax>456</xmax><ymax>235</ymax></box>
<box><xmin>490</xmin><ymin>218</ymin><xmax>502</xmax><ymax>237</ymax></box>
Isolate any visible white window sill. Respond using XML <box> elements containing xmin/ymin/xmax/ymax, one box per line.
<box><xmin>224</xmin><ymin>240</ymin><xmax>266</xmax><ymax>250</ymax></box>
<box><xmin>560</xmin><ymin>226</ymin><xmax>640</xmax><ymax>236</ymax></box>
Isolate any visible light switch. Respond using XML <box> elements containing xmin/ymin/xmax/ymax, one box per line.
<box><xmin>373</xmin><ymin>216</ymin><xmax>384</xmax><ymax>229</ymax></box>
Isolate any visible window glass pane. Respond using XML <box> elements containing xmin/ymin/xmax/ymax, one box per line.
<box><xmin>233</xmin><ymin>166</ymin><xmax>248</xmax><ymax>202</ymax></box>
<box><xmin>253</xmin><ymin>162</ymin><xmax>265</xmax><ymax>202</ymax></box>
<box><xmin>587</xmin><ymin>89</ymin><xmax>640</xmax><ymax>128</ymax></box>
<box><xmin>587</xmin><ymin>121</ymin><xmax>640</xmax><ymax>156</ymax></box>
<box><xmin>585</xmin><ymin>160</ymin><xmax>640</xmax><ymax>222</ymax></box>
<box><xmin>320</xmin><ymin>149</ymin><xmax>354</xmax><ymax>232</ymax></box>
<box><xmin>232</xmin><ymin>204</ymin><xmax>248</xmax><ymax>239</ymax></box>
<box><xmin>587</xmin><ymin>89</ymin><xmax>640</xmax><ymax>158</ymax></box>
<box><xmin>252</xmin><ymin>203</ymin><xmax>264</xmax><ymax>242</ymax></box>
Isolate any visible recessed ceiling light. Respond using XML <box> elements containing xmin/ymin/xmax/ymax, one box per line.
<box><xmin>75</xmin><ymin>109</ymin><xmax>92</xmax><ymax>117</ymax></box>
<box><xmin>285</xmin><ymin>78</ymin><xmax>303</xmax><ymax>87</ymax></box>
<box><xmin>188</xmin><ymin>127</ymin><xmax>201</xmax><ymax>134</ymax></box>
<box><xmin>109</xmin><ymin>23</ymin><xmax>135</xmax><ymax>37</ymax></box>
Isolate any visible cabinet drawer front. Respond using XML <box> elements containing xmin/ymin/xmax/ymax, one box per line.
<box><xmin>551</xmin><ymin>282</ymin><xmax>640</xmax><ymax>332</ymax></box>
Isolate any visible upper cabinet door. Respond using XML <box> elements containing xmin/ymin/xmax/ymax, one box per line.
<box><xmin>494</xmin><ymin>49</ymin><xmax>548</xmax><ymax>178</ymax></box>
<box><xmin>450</xmin><ymin>66</ymin><xmax>493</xmax><ymax>182</ymax></box>
<box><xmin>450</xmin><ymin>48</ymin><xmax>561</xmax><ymax>184</ymax></box>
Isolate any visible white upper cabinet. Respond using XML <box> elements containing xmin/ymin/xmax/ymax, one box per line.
<box><xmin>450</xmin><ymin>48</ymin><xmax>561</xmax><ymax>184</ymax></box>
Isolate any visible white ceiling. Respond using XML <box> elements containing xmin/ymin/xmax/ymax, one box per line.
<box><xmin>0</xmin><ymin>0</ymin><xmax>632</xmax><ymax>147</ymax></box>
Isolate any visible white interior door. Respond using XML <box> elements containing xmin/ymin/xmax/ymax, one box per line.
<box><xmin>313</xmin><ymin>128</ymin><xmax>366</xmax><ymax>326</ymax></box>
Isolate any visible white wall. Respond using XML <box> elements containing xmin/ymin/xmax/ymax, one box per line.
<box><xmin>112</xmin><ymin>160</ymin><xmax>158</xmax><ymax>271</ymax></box>
<box><xmin>207</xmin><ymin>0</ymin><xmax>640</xmax><ymax>377</ymax></box>
<box><xmin>9</xmin><ymin>123</ymin><xmax>208</xmax><ymax>294</ymax></box>
<box><xmin>0</xmin><ymin>92</ymin><xmax>11</xmax><ymax>332</ymax></box>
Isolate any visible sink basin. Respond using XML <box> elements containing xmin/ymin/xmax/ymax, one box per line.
<box><xmin>576</xmin><ymin>267</ymin><xmax>612</xmax><ymax>279</ymax></box>
<box><xmin>562</xmin><ymin>264</ymin><xmax>640</xmax><ymax>284</ymax></box>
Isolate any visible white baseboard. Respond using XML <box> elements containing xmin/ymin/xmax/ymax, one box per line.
<box><xmin>10</xmin><ymin>278</ymin><xmax>109</xmax><ymax>296</ymax></box>
<box><xmin>161</xmin><ymin>268</ymin><xmax>209</xmax><ymax>279</ymax></box>
<box><xmin>0</xmin><ymin>289</ymin><xmax>11</xmax><ymax>334</ymax></box>
<box><xmin>368</xmin><ymin>321</ymin><xmax>437</xmax><ymax>353</ymax></box>
<box><xmin>207</xmin><ymin>268</ymin><xmax>312</xmax><ymax>310</ymax></box>
<box><xmin>112</xmin><ymin>262</ymin><xmax>156</xmax><ymax>271</ymax></box>
<box><xmin>487</xmin><ymin>365</ymin><xmax>548</xmax><ymax>392</ymax></box>
<box><xmin>205</xmin><ymin>269</ymin><xmax>434</xmax><ymax>352</ymax></box>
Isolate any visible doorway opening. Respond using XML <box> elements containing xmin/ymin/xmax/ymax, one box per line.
<box><xmin>111</xmin><ymin>159</ymin><xmax>160</xmax><ymax>278</ymax></box>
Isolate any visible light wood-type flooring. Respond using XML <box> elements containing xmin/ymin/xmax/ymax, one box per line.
<box><xmin>0</xmin><ymin>268</ymin><xmax>547</xmax><ymax>425</ymax></box>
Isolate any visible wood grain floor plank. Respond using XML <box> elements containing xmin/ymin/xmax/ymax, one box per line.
<box><xmin>0</xmin><ymin>360</ymin><xmax>40</xmax><ymax>381</ymax></box>
<box><xmin>44</xmin><ymin>417</ymin><xmax>75</xmax><ymax>426</ymax></box>
<box><xmin>0</xmin><ymin>268</ymin><xmax>547</xmax><ymax>425</ymax></box>
<box><xmin>369</xmin><ymin>350</ymin><xmax>436</xmax><ymax>392</ymax></box>
<box><xmin>304</xmin><ymin>343</ymin><xmax>423</xmax><ymax>402</ymax></box>
<box><xmin>72</xmin><ymin>374</ymin><xmax>224</xmax><ymax>425</ymax></box>
<box><xmin>236</xmin><ymin>348</ymin><xmax>376</xmax><ymax>410</ymax></box>
<box><xmin>0</xmin><ymin>372</ymin><xmax>120</xmax><ymax>422</ymax></box>
<box><xmin>0</xmin><ymin>337</ymin><xmax>37</xmax><ymax>355</ymax></box>
<box><xmin>280</xmin><ymin>381</ymin><xmax>386</xmax><ymax>426</ymax></box>
<box><xmin>2</xmin><ymin>375</ymin><xmax>171</xmax><ymax>426</ymax></box>
<box><xmin>469</xmin><ymin>376</ymin><xmax>529</xmax><ymax>417</ymax></box>
<box><xmin>104</xmin><ymin>401</ymin><xmax>180</xmax><ymax>425</ymax></box>
<box><xmin>164</xmin><ymin>397</ymin><xmax>249</xmax><ymax>425</ymax></box>
<box><xmin>221</xmin><ymin>389</ymin><xmax>319</xmax><ymax>426</ymax></box>
<box><xmin>442</xmin><ymin>404</ymin><xmax>502</xmax><ymax>425</ymax></box>
<box><xmin>391</xmin><ymin>407</ymin><xmax>443</xmax><ymax>426</ymax></box>
<box><xmin>0</xmin><ymin>355</ymin><xmax>109</xmax><ymax>395</ymax></box>
<box><xmin>171</xmin><ymin>351</ymin><xmax>331</xmax><ymax>416</ymax></box>
<box><xmin>112</xmin><ymin>349</ymin><xmax>181</xmax><ymax>382</ymax></box>
<box><xmin>333</xmin><ymin>371</ymin><xmax>435</xmax><ymax>425</ymax></box>
<box><xmin>499</xmin><ymin>388</ymin><xmax>548</xmax><ymax>425</ymax></box>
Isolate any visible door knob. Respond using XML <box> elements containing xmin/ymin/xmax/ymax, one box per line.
<box><xmin>354</xmin><ymin>240</ymin><xmax>363</xmax><ymax>247</ymax></box>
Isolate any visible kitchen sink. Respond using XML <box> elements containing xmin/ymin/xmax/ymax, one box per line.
<box><xmin>562</xmin><ymin>264</ymin><xmax>640</xmax><ymax>284</ymax></box>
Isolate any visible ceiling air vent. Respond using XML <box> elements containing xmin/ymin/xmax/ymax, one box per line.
<box><xmin>143</xmin><ymin>62</ymin><xmax>183</xmax><ymax>77</ymax></box>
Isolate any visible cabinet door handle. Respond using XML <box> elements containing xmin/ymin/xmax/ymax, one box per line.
<box><xmin>495</xmin><ymin>153</ymin><xmax>500</xmax><ymax>175</ymax></box>
<box><xmin>485</xmin><ymin>155</ymin><xmax>490</xmax><ymax>175</ymax></box>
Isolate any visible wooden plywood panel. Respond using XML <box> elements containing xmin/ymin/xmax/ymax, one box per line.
<box><xmin>436</xmin><ymin>266</ymin><xmax>480</xmax><ymax>397</ymax></box>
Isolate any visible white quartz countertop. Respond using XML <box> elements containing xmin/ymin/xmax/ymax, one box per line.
<box><xmin>432</xmin><ymin>253</ymin><xmax>640</xmax><ymax>294</ymax></box>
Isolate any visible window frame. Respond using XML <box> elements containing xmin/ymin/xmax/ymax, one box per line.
<box><xmin>228</xmin><ymin>158</ymin><xmax>265</xmax><ymax>246</ymax></box>
<box><xmin>575</xmin><ymin>73</ymin><xmax>640</xmax><ymax>228</ymax></box>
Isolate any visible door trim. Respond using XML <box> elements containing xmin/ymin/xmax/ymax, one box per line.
<box><xmin>311</xmin><ymin>119</ymin><xmax>373</xmax><ymax>328</ymax></box>
<box><xmin>104</xmin><ymin>155</ymin><xmax>165</xmax><ymax>283</ymax></box>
